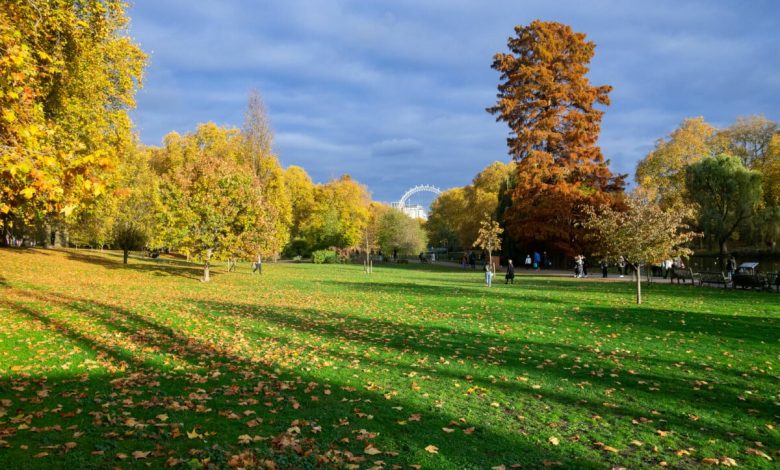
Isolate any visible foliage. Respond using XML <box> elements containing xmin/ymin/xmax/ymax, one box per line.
<box><xmin>157</xmin><ymin>124</ymin><xmax>266</xmax><ymax>281</ymax></box>
<box><xmin>302</xmin><ymin>175</ymin><xmax>371</xmax><ymax>250</ymax></box>
<box><xmin>112</xmin><ymin>222</ymin><xmax>146</xmax><ymax>264</ymax></box>
<box><xmin>686</xmin><ymin>155</ymin><xmax>763</xmax><ymax>265</ymax></box>
<box><xmin>284</xmin><ymin>165</ymin><xmax>316</xmax><ymax>240</ymax></box>
<box><xmin>1</xmin><ymin>248</ymin><xmax>777</xmax><ymax>469</ymax></box>
<box><xmin>585</xmin><ymin>195</ymin><xmax>698</xmax><ymax>303</ymax></box>
<box><xmin>0</xmin><ymin>0</ymin><xmax>145</xmax><ymax>234</ymax></box>
<box><xmin>240</xmin><ymin>91</ymin><xmax>291</xmax><ymax>258</ymax></box>
<box><xmin>426</xmin><ymin>162</ymin><xmax>514</xmax><ymax>250</ymax></box>
<box><xmin>378</xmin><ymin>208</ymin><xmax>427</xmax><ymax>257</ymax></box>
<box><xmin>311</xmin><ymin>249</ymin><xmax>339</xmax><ymax>264</ymax></box>
<box><xmin>473</xmin><ymin>215</ymin><xmax>503</xmax><ymax>267</ymax></box>
<box><xmin>635</xmin><ymin>117</ymin><xmax>723</xmax><ymax>210</ymax></box>
<box><xmin>487</xmin><ymin>20</ymin><xmax>624</xmax><ymax>257</ymax></box>
<box><xmin>722</xmin><ymin>115</ymin><xmax>778</xmax><ymax>168</ymax></box>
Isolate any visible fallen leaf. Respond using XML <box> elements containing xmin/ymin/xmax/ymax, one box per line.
<box><xmin>132</xmin><ymin>450</ymin><xmax>150</xmax><ymax>459</ymax></box>
<box><xmin>424</xmin><ymin>445</ymin><xmax>439</xmax><ymax>454</ymax></box>
<box><xmin>548</xmin><ymin>436</ymin><xmax>560</xmax><ymax>446</ymax></box>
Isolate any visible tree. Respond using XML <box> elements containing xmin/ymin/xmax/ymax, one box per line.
<box><xmin>722</xmin><ymin>115</ymin><xmax>778</xmax><ymax>168</ymax></box>
<box><xmin>303</xmin><ymin>176</ymin><xmax>370</xmax><ymax>250</ymax></box>
<box><xmin>113</xmin><ymin>222</ymin><xmax>147</xmax><ymax>264</ymax></box>
<box><xmin>686</xmin><ymin>155</ymin><xmax>763</xmax><ymax>269</ymax></box>
<box><xmin>487</xmin><ymin>20</ymin><xmax>624</xmax><ymax>257</ymax></box>
<box><xmin>378</xmin><ymin>209</ymin><xmax>427</xmax><ymax>258</ymax></box>
<box><xmin>158</xmin><ymin>124</ymin><xmax>267</xmax><ymax>281</ymax></box>
<box><xmin>426</xmin><ymin>188</ymin><xmax>466</xmax><ymax>251</ymax></box>
<box><xmin>0</xmin><ymin>0</ymin><xmax>145</xmax><ymax>239</ymax></box>
<box><xmin>635</xmin><ymin>117</ymin><xmax>723</xmax><ymax>210</ymax></box>
<box><xmin>240</xmin><ymin>91</ymin><xmax>291</xmax><ymax>260</ymax></box>
<box><xmin>473</xmin><ymin>215</ymin><xmax>503</xmax><ymax>271</ymax></box>
<box><xmin>363</xmin><ymin>202</ymin><xmax>389</xmax><ymax>273</ymax></box>
<box><xmin>585</xmin><ymin>195</ymin><xmax>697</xmax><ymax>304</ymax></box>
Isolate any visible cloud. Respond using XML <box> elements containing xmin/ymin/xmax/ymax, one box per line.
<box><xmin>371</xmin><ymin>138</ymin><xmax>423</xmax><ymax>157</ymax></box>
<box><xmin>128</xmin><ymin>0</ymin><xmax>780</xmax><ymax>201</ymax></box>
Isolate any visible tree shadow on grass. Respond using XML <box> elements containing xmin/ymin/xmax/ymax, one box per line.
<box><xmin>62</xmin><ymin>249</ymin><xmax>208</xmax><ymax>280</ymax></box>
<box><xmin>321</xmin><ymin>279</ymin><xmax>780</xmax><ymax>344</ymax></box>
<box><xmin>192</xmin><ymin>299</ymin><xmax>779</xmax><ymax>451</ymax></box>
<box><xmin>0</xmin><ymin>291</ymin><xmax>605</xmax><ymax>470</ymax></box>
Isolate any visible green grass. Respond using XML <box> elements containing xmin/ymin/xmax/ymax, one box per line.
<box><xmin>0</xmin><ymin>248</ymin><xmax>777</xmax><ymax>469</ymax></box>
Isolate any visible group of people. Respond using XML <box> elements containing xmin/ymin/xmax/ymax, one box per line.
<box><xmin>483</xmin><ymin>259</ymin><xmax>515</xmax><ymax>287</ymax></box>
<box><xmin>523</xmin><ymin>251</ymin><xmax>550</xmax><ymax>270</ymax></box>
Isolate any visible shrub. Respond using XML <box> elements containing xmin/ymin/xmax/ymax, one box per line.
<box><xmin>312</xmin><ymin>249</ymin><xmax>339</xmax><ymax>264</ymax></box>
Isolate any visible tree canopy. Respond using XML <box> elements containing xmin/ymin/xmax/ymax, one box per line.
<box><xmin>488</xmin><ymin>20</ymin><xmax>624</xmax><ymax>257</ymax></box>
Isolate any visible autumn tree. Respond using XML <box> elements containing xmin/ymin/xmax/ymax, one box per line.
<box><xmin>303</xmin><ymin>175</ymin><xmax>370</xmax><ymax>250</ymax></box>
<box><xmin>635</xmin><ymin>117</ymin><xmax>724</xmax><ymax>210</ymax></box>
<box><xmin>487</xmin><ymin>20</ymin><xmax>624</xmax><ymax>257</ymax></box>
<box><xmin>426</xmin><ymin>188</ymin><xmax>467</xmax><ymax>250</ymax></box>
<box><xmin>722</xmin><ymin>115</ymin><xmax>778</xmax><ymax>168</ymax></box>
<box><xmin>0</xmin><ymin>0</ymin><xmax>145</xmax><ymax>241</ymax></box>
<box><xmin>157</xmin><ymin>124</ymin><xmax>267</xmax><ymax>281</ymax></box>
<box><xmin>378</xmin><ymin>209</ymin><xmax>427</xmax><ymax>258</ymax></box>
<box><xmin>426</xmin><ymin>162</ymin><xmax>514</xmax><ymax>251</ymax></box>
<box><xmin>585</xmin><ymin>195</ymin><xmax>697</xmax><ymax>304</ymax></box>
<box><xmin>686</xmin><ymin>155</ymin><xmax>763</xmax><ymax>269</ymax></box>
<box><xmin>363</xmin><ymin>202</ymin><xmax>389</xmax><ymax>273</ymax></box>
<box><xmin>240</xmin><ymin>91</ymin><xmax>291</xmax><ymax>260</ymax></box>
<box><xmin>473</xmin><ymin>215</ymin><xmax>503</xmax><ymax>271</ymax></box>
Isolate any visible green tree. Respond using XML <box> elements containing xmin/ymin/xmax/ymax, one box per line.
<box><xmin>378</xmin><ymin>209</ymin><xmax>427</xmax><ymax>258</ymax></box>
<box><xmin>686</xmin><ymin>155</ymin><xmax>763</xmax><ymax>269</ymax></box>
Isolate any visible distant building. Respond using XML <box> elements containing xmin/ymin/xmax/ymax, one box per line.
<box><xmin>390</xmin><ymin>202</ymin><xmax>427</xmax><ymax>220</ymax></box>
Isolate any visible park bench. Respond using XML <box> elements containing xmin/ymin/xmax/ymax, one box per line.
<box><xmin>698</xmin><ymin>271</ymin><xmax>730</xmax><ymax>288</ymax></box>
<box><xmin>731</xmin><ymin>272</ymin><xmax>768</xmax><ymax>290</ymax></box>
<box><xmin>670</xmin><ymin>267</ymin><xmax>699</xmax><ymax>285</ymax></box>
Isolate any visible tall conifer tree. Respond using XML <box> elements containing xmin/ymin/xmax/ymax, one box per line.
<box><xmin>488</xmin><ymin>20</ymin><xmax>624</xmax><ymax>256</ymax></box>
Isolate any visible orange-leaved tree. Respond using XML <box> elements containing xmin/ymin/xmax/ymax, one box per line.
<box><xmin>487</xmin><ymin>20</ymin><xmax>624</xmax><ymax>257</ymax></box>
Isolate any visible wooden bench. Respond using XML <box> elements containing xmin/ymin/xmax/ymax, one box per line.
<box><xmin>670</xmin><ymin>267</ymin><xmax>699</xmax><ymax>285</ymax></box>
<box><xmin>698</xmin><ymin>271</ymin><xmax>729</xmax><ymax>288</ymax></box>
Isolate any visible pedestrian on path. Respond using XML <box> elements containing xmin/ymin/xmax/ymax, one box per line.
<box><xmin>485</xmin><ymin>263</ymin><xmax>494</xmax><ymax>287</ymax></box>
<box><xmin>505</xmin><ymin>259</ymin><xmax>515</xmax><ymax>284</ymax></box>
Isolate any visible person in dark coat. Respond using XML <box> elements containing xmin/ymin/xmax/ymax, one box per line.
<box><xmin>505</xmin><ymin>259</ymin><xmax>515</xmax><ymax>284</ymax></box>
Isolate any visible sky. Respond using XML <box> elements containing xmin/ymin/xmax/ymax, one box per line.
<box><xmin>127</xmin><ymin>0</ymin><xmax>780</xmax><ymax>203</ymax></box>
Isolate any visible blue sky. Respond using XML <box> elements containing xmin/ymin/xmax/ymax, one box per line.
<box><xmin>128</xmin><ymin>0</ymin><xmax>780</xmax><ymax>202</ymax></box>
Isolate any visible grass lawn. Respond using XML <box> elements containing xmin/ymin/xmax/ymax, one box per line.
<box><xmin>0</xmin><ymin>248</ymin><xmax>777</xmax><ymax>469</ymax></box>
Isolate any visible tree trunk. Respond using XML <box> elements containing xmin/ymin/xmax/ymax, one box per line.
<box><xmin>203</xmin><ymin>249</ymin><xmax>212</xmax><ymax>282</ymax></box>
<box><xmin>123</xmin><ymin>249</ymin><xmax>129</xmax><ymax>264</ymax></box>
<box><xmin>635</xmin><ymin>263</ymin><xmax>642</xmax><ymax>305</ymax></box>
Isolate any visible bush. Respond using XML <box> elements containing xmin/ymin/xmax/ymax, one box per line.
<box><xmin>312</xmin><ymin>249</ymin><xmax>339</xmax><ymax>264</ymax></box>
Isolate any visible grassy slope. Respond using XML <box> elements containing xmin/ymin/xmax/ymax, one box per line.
<box><xmin>0</xmin><ymin>248</ymin><xmax>777</xmax><ymax>469</ymax></box>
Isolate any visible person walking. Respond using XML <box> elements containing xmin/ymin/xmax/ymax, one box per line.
<box><xmin>485</xmin><ymin>262</ymin><xmax>494</xmax><ymax>287</ymax></box>
<box><xmin>542</xmin><ymin>251</ymin><xmax>549</xmax><ymax>269</ymax></box>
<box><xmin>505</xmin><ymin>259</ymin><xmax>515</xmax><ymax>284</ymax></box>
<box><xmin>727</xmin><ymin>255</ymin><xmax>737</xmax><ymax>279</ymax></box>
<box><xmin>600</xmin><ymin>258</ymin><xmax>609</xmax><ymax>278</ymax></box>
<box><xmin>574</xmin><ymin>255</ymin><xmax>584</xmax><ymax>278</ymax></box>
<box><xmin>533</xmin><ymin>251</ymin><xmax>541</xmax><ymax>270</ymax></box>
<box><xmin>252</xmin><ymin>255</ymin><xmax>262</xmax><ymax>274</ymax></box>
<box><xmin>524</xmin><ymin>254</ymin><xmax>532</xmax><ymax>270</ymax></box>
<box><xmin>618</xmin><ymin>256</ymin><xmax>627</xmax><ymax>278</ymax></box>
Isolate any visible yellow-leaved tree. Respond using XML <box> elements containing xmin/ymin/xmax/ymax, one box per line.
<box><xmin>0</xmin><ymin>0</ymin><xmax>145</xmax><ymax>242</ymax></box>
